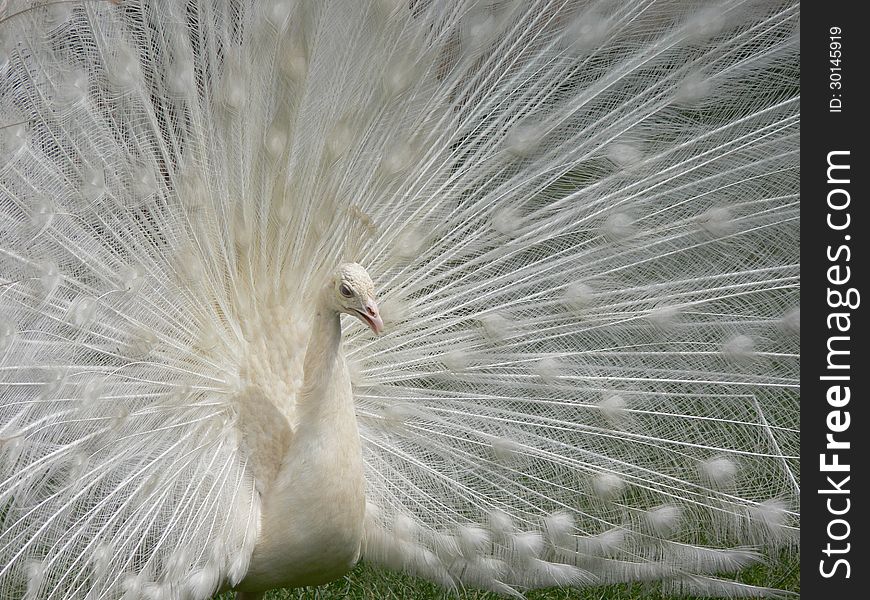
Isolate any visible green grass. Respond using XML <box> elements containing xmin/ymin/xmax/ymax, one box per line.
<box><xmin>213</xmin><ymin>550</ymin><xmax>799</xmax><ymax>599</ymax></box>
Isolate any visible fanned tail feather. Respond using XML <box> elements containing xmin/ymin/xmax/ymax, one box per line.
<box><xmin>2</xmin><ymin>0</ymin><xmax>798</xmax><ymax>597</ymax></box>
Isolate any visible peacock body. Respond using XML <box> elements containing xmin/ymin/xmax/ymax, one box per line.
<box><xmin>1</xmin><ymin>1</ymin><xmax>799</xmax><ymax>599</ymax></box>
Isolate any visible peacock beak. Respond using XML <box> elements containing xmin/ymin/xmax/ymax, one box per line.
<box><xmin>354</xmin><ymin>299</ymin><xmax>384</xmax><ymax>335</ymax></box>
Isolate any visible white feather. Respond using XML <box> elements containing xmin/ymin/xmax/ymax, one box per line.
<box><xmin>1</xmin><ymin>0</ymin><xmax>799</xmax><ymax>598</ymax></box>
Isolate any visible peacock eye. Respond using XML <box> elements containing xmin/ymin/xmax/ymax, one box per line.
<box><xmin>339</xmin><ymin>283</ymin><xmax>353</xmax><ymax>298</ymax></box>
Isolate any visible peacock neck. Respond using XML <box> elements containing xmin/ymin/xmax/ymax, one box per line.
<box><xmin>296</xmin><ymin>290</ymin><xmax>345</xmax><ymax>422</ymax></box>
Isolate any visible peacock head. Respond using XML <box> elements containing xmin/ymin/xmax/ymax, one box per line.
<box><xmin>332</xmin><ymin>263</ymin><xmax>383</xmax><ymax>335</ymax></box>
